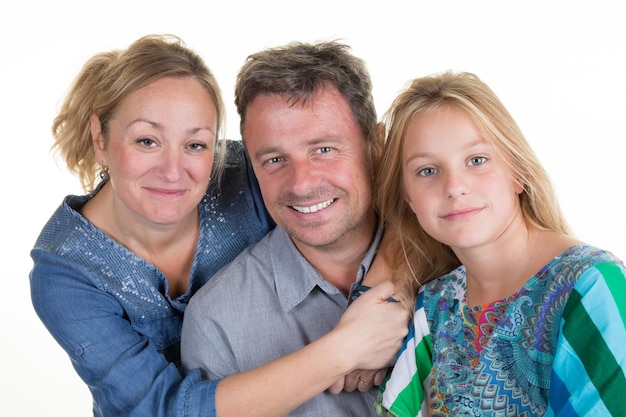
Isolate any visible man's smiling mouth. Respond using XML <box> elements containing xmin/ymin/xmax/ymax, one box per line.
<box><xmin>291</xmin><ymin>199</ymin><xmax>335</xmax><ymax>213</ymax></box>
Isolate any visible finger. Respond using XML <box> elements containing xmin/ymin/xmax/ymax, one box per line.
<box><xmin>355</xmin><ymin>370</ymin><xmax>377</xmax><ymax>392</ymax></box>
<box><xmin>342</xmin><ymin>372</ymin><xmax>359</xmax><ymax>392</ymax></box>
<box><xmin>327</xmin><ymin>377</ymin><xmax>345</xmax><ymax>394</ymax></box>
<box><xmin>361</xmin><ymin>280</ymin><xmax>395</xmax><ymax>303</ymax></box>
<box><xmin>356</xmin><ymin>377</ymin><xmax>375</xmax><ymax>392</ymax></box>
<box><xmin>373</xmin><ymin>368</ymin><xmax>389</xmax><ymax>386</ymax></box>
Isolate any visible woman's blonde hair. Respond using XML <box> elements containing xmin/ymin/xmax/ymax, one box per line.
<box><xmin>375</xmin><ymin>71</ymin><xmax>571</xmax><ymax>300</ymax></box>
<box><xmin>51</xmin><ymin>34</ymin><xmax>226</xmax><ymax>192</ymax></box>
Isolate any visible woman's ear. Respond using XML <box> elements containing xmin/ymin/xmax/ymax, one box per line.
<box><xmin>90</xmin><ymin>114</ymin><xmax>105</xmax><ymax>162</ymax></box>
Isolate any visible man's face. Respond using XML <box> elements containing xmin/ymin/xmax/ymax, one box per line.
<box><xmin>243</xmin><ymin>85</ymin><xmax>374</xmax><ymax>253</ymax></box>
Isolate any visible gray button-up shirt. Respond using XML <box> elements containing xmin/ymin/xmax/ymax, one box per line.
<box><xmin>181</xmin><ymin>225</ymin><xmax>383</xmax><ymax>416</ymax></box>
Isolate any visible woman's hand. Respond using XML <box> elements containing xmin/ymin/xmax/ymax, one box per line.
<box><xmin>330</xmin><ymin>280</ymin><xmax>408</xmax><ymax>376</ymax></box>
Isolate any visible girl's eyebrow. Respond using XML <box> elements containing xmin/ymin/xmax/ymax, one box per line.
<box><xmin>404</xmin><ymin>138</ymin><xmax>488</xmax><ymax>166</ymax></box>
<box><xmin>404</xmin><ymin>150</ymin><xmax>431</xmax><ymax>166</ymax></box>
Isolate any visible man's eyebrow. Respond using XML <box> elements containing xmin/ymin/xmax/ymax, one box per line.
<box><xmin>254</xmin><ymin>145</ymin><xmax>281</xmax><ymax>161</ymax></box>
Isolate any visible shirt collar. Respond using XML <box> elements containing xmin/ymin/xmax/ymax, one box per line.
<box><xmin>270</xmin><ymin>222</ymin><xmax>383</xmax><ymax>312</ymax></box>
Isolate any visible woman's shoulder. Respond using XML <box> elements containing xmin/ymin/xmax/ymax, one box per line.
<box><xmin>204</xmin><ymin>140</ymin><xmax>250</xmax><ymax>199</ymax></box>
<box><xmin>33</xmin><ymin>194</ymin><xmax>92</xmax><ymax>253</ymax></box>
<box><xmin>200</xmin><ymin>139</ymin><xmax>274</xmax><ymax>232</ymax></box>
<box><xmin>216</xmin><ymin>139</ymin><xmax>247</xmax><ymax>171</ymax></box>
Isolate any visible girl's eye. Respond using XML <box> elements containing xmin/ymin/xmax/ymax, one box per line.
<box><xmin>418</xmin><ymin>167</ymin><xmax>437</xmax><ymax>177</ymax></box>
<box><xmin>468</xmin><ymin>156</ymin><xmax>487</xmax><ymax>166</ymax></box>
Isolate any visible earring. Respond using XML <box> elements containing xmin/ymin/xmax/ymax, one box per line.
<box><xmin>99</xmin><ymin>164</ymin><xmax>110</xmax><ymax>181</ymax></box>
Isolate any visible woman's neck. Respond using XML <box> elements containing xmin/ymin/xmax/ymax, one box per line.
<box><xmin>80</xmin><ymin>183</ymin><xmax>200</xmax><ymax>298</ymax></box>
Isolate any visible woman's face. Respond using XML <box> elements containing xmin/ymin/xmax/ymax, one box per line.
<box><xmin>92</xmin><ymin>76</ymin><xmax>217</xmax><ymax>226</ymax></box>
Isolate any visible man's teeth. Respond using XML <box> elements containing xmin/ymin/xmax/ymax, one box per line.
<box><xmin>292</xmin><ymin>199</ymin><xmax>335</xmax><ymax>213</ymax></box>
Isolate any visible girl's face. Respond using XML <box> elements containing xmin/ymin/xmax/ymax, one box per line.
<box><xmin>92</xmin><ymin>76</ymin><xmax>217</xmax><ymax>227</ymax></box>
<box><xmin>402</xmin><ymin>105</ymin><xmax>523</xmax><ymax>253</ymax></box>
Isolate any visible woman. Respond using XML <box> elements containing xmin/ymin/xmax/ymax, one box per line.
<box><xmin>30</xmin><ymin>34</ymin><xmax>407</xmax><ymax>417</ymax></box>
<box><xmin>375</xmin><ymin>71</ymin><xmax>626</xmax><ymax>416</ymax></box>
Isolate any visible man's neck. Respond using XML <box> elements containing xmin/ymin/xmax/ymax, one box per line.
<box><xmin>292</xmin><ymin>214</ymin><xmax>378</xmax><ymax>295</ymax></box>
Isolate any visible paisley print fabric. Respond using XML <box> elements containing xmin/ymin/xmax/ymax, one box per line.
<box><xmin>380</xmin><ymin>245</ymin><xmax>626</xmax><ymax>417</ymax></box>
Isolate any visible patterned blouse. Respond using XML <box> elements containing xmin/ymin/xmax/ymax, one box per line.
<box><xmin>379</xmin><ymin>245</ymin><xmax>626</xmax><ymax>417</ymax></box>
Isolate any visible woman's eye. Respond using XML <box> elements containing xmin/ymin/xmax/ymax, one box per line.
<box><xmin>419</xmin><ymin>167</ymin><xmax>437</xmax><ymax>177</ymax></box>
<box><xmin>188</xmin><ymin>142</ymin><xmax>208</xmax><ymax>151</ymax></box>
<box><xmin>137</xmin><ymin>138</ymin><xmax>156</xmax><ymax>147</ymax></box>
<box><xmin>468</xmin><ymin>156</ymin><xmax>487</xmax><ymax>166</ymax></box>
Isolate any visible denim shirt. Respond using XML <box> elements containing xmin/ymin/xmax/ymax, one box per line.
<box><xmin>30</xmin><ymin>140</ymin><xmax>274</xmax><ymax>417</ymax></box>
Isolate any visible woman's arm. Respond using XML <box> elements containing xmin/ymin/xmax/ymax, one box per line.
<box><xmin>214</xmin><ymin>280</ymin><xmax>408</xmax><ymax>417</ymax></box>
<box><xmin>335</xmin><ymin>229</ymin><xmax>409</xmax><ymax>394</ymax></box>
<box><xmin>30</xmin><ymin>250</ymin><xmax>216</xmax><ymax>417</ymax></box>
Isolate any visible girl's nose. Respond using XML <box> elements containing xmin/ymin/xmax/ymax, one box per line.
<box><xmin>443</xmin><ymin>170</ymin><xmax>469</xmax><ymax>199</ymax></box>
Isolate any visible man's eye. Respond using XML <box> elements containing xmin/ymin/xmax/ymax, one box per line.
<box><xmin>316</xmin><ymin>147</ymin><xmax>332</xmax><ymax>154</ymax></box>
<box><xmin>267</xmin><ymin>156</ymin><xmax>283</xmax><ymax>165</ymax></box>
<box><xmin>419</xmin><ymin>167</ymin><xmax>437</xmax><ymax>177</ymax></box>
<box><xmin>468</xmin><ymin>156</ymin><xmax>487</xmax><ymax>166</ymax></box>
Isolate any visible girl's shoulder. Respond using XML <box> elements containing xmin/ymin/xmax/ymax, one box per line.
<box><xmin>548</xmin><ymin>244</ymin><xmax>623</xmax><ymax>273</ymax></box>
<box><xmin>533</xmin><ymin>244</ymin><xmax>624</xmax><ymax>298</ymax></box>
<box><xmin>421</xmin><ymin>265</ymin><xmax>467</xmax><ymax>303</ymax></box>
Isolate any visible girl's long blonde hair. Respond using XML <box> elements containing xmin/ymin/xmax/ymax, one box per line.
<box><xmin>375</xmin><ymin>71</ymin><xmax>571</xmax><ymax>301</ymax></box>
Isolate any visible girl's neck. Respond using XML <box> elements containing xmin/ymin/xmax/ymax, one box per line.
<box><xmin>462</xmin><ymin>228</ymin><xmax>578</xmax><ymax>307</ymax></box>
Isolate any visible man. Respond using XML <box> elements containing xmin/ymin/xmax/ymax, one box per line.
<box><xmin>182</xmin><ymin>41</ymin><xmax>394</xmax><ymax>416</ymax></box>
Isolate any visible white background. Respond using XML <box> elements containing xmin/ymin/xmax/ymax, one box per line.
<box><xmin>2</xmin><ymin>1</ymin><xmax>624</xmax><ymax>415</ymax></box>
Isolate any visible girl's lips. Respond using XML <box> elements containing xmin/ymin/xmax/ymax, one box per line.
<box><xmin>442</xmin><ymin>207</ymin><xmax>482</xmax><ymax>221</ymax></box>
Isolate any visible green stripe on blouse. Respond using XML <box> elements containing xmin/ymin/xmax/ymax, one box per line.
<box><xmin>562</xmin><ymin>287</ymin><xmax>626</xmax><ymax>415</ymax></box>
<box><xmin>596</xmin><ymin>262</ymin><xmax>626</xmax><ymax>324</ymax></box>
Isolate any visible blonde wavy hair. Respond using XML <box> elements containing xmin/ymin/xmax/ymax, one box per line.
<box><xmin>375</xmin><ymin>71</ymin><xmax>572</xmax><ymax>301</ymax></box>
<box><xmin>51</xmin><ymin>34</ymin><xmax>226</xmax><ymax>192</ymax></box>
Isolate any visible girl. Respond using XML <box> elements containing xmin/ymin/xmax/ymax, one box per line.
<box><xmin>375</xmin><ymin>71</ymin><xmax>626</xmax><ymax>416</ymax></box>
